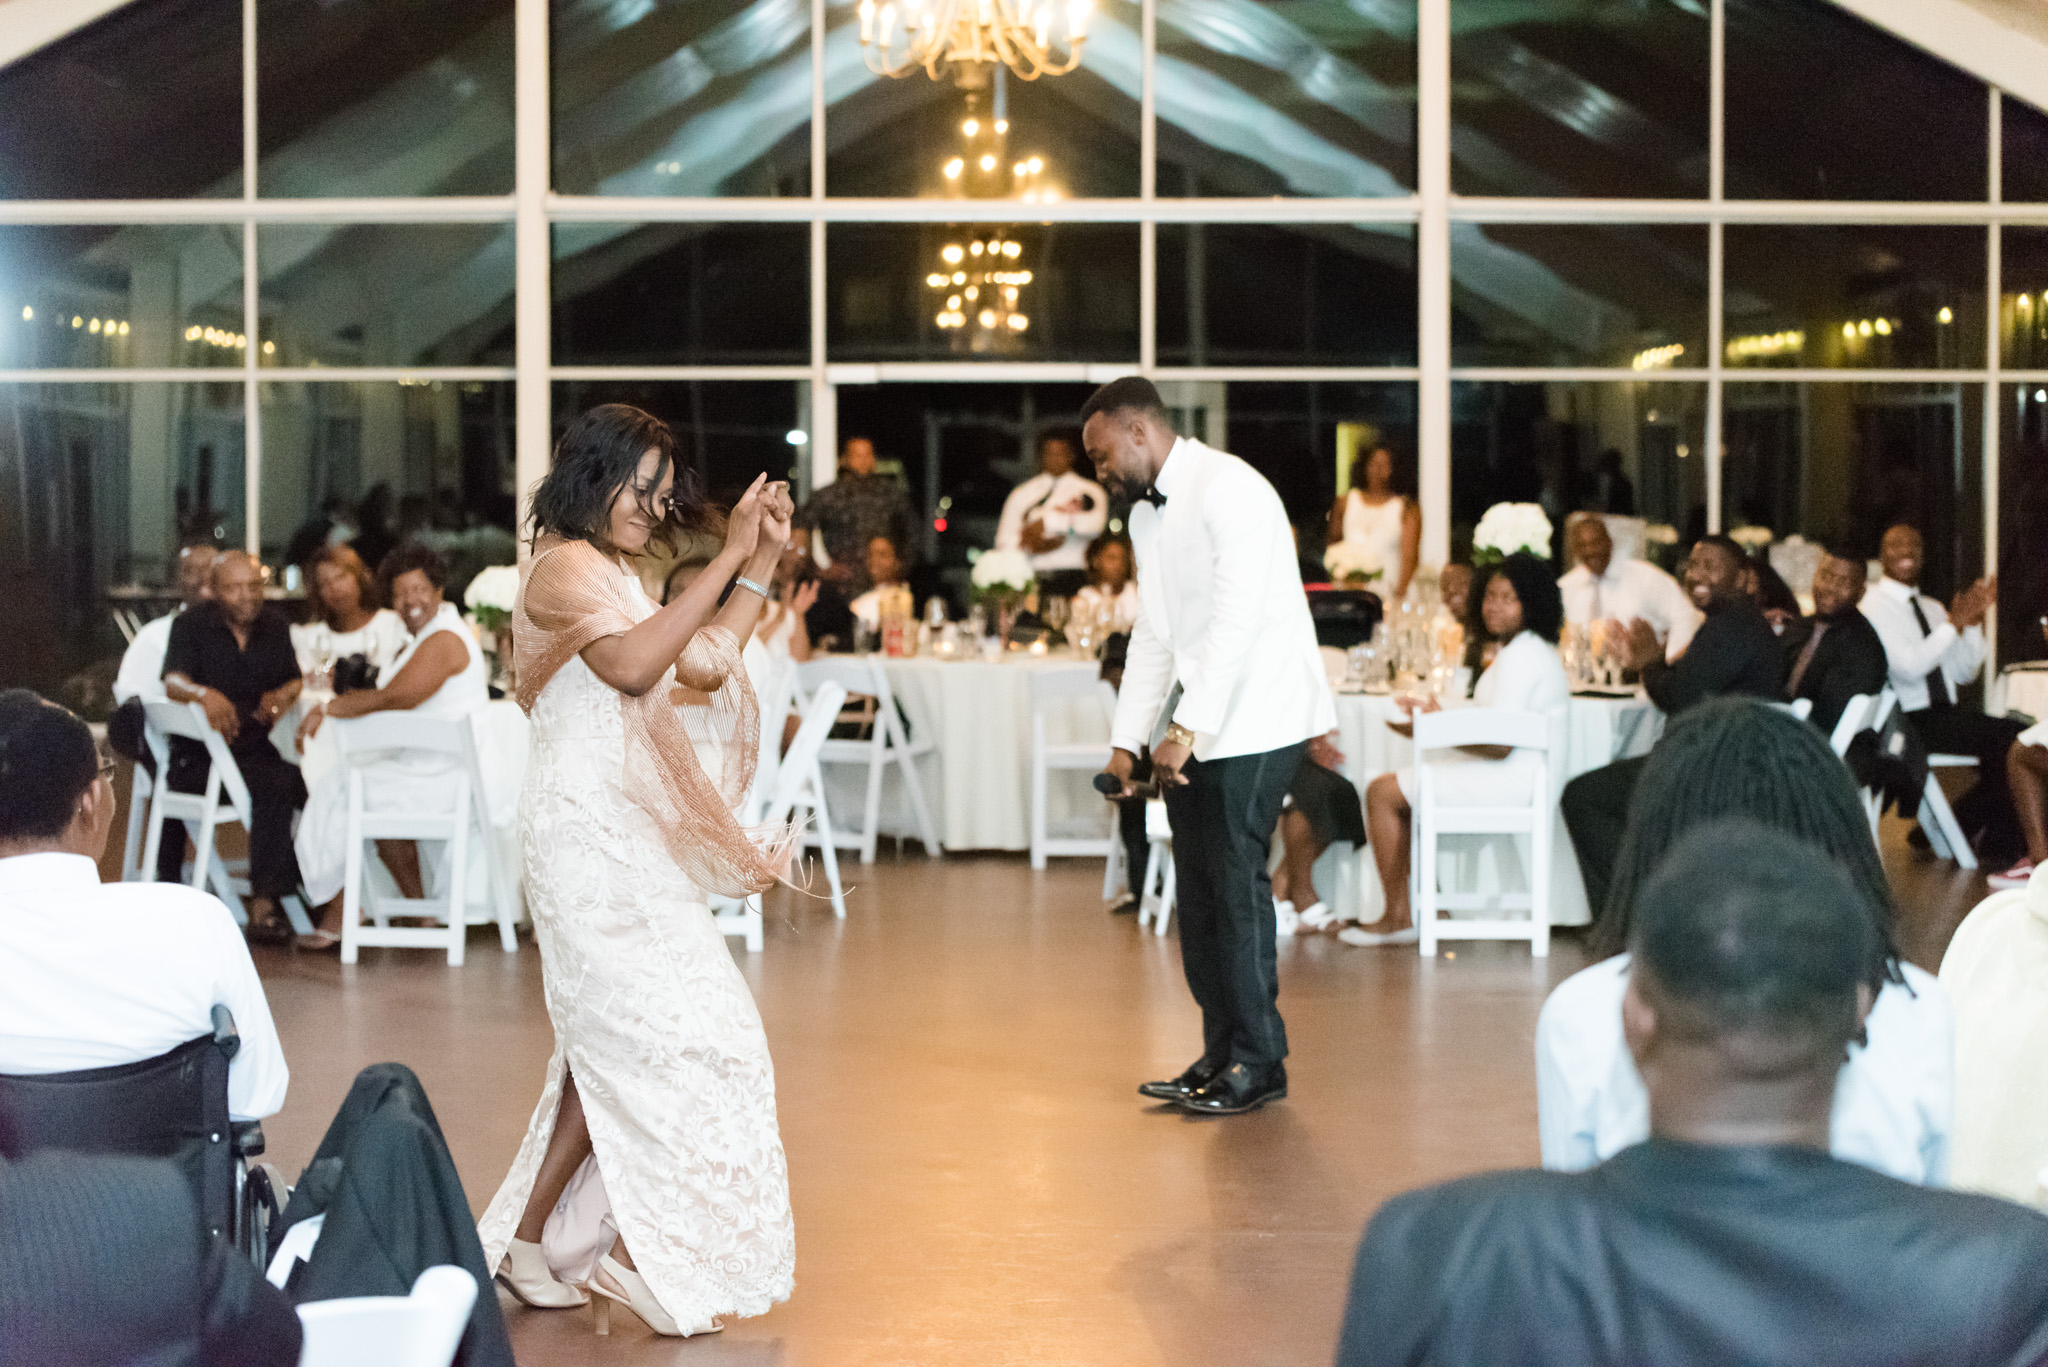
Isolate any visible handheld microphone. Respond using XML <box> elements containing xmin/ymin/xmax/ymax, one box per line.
<box><xmin>1094</xmin><ymin>772</ymin><xmax>1159</xmax><ymax>800</ymax></box>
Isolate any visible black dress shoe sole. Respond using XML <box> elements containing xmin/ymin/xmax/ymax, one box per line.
<box><xmin>1137</xmin><ymin>1078</ymin><xmax>1210</xmax><ymax>1101</ymax></box>
<box><xmin>1177</xmin><ymin>1083</ymin><xmax>1287</xmax><ymax>1116</ymax></box>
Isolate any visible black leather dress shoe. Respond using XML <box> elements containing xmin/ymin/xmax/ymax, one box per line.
<box><xmin>1137</xmin><ymin>1058</ymin><xmax>1223</xmax><ymax>1102</ymax></box>
<box><xmin>1177</xmin><ymin>1063</ymin><xmax>1287</xmax><ymax>1116</ymax></box>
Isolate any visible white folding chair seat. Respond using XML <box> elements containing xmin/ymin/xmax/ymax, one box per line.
<box><xmin>295</xmin><ymin>1265</ymin><xmax>476</xmax><ymax>1367</ymax></box>
<box><xmin>329</xmin><ymin>712</ymin><xmax>520</xmax><ymax>966</ymax></box>
<box><xmin>1029</xmin><ymin>671</ymin><xmax>1118</xmax><ymax>870</ymax></box>
<box><xmin>796</xmin><ymin>657</ymin><xmax>942</xmax><ymax>863</ymax></box>
<box><xmin>1138</xmin><ymin>799</ymin><xmax>1176</xmax><ymax>937</ymax></box>
<box><xmin>1411</xmin><ymin>706</ymin><xmax>1563</xmax><ymax>958</ymax></box>
<box><xmin>138</xmin><ymin>701</ymin><xmax>315</xmax><ymax>936</ymax></box>
<box><xmin>711</xmin><ymin>681</ymin><xmax>850</xmax><ymax>943</ymax></box>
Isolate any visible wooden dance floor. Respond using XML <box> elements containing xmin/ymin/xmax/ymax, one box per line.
<box><xmin>245</xmin><ymin>830</ymin><xmax>1986</xmax><ymax>1366</ymax></box>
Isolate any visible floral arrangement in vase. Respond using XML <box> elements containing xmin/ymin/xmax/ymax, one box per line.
<box><xmin>1471</xmin><ymin>502</ymin><xmax>1554</xmax><ymax>567</ymax></box>
<box><xmin>463</xmin><ymin>563</ymin><xmax>520</xmax><ymax>688</ymax></box>
<box><xmin>1322</xmin><ymin>541</ymin><xmax>1385</xmax><ymax>588</ymax></box>
<box><xmin>969</xmin><ymin>547</ymin><xmax>1036</xmax><ymax>642</ymax></box>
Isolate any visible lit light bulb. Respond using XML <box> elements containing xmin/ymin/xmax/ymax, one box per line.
<box><xmin>1018</xmin><ymin>270</ymin><xmax>1032</xmax><ymax>284</ymax></box>
<box><xmin>18</xmin><ymin>306</ymin><xmax>30</xmax><ymax>321</ymax></box>
<box><xmin>117</xmin><ymin>320</ymin><xmax>129</xmax><ymax>336</ymax></box>
<box><xmin>1005</xmin><ymin>286</ymin><xmax>1018</xmax><ymax>301</ymax></box>
<box><xmin>1027</xmin><ymin>157</ymin><xmax>1043</xmax><ymax>174</ymax></box>
<box><xmin>979</xmin><ymin>154</ymin><xmax>996</xmax><ymax>171</ymax></box>
<box><xmin>1841</xmin><ymin>322</ymin><xmax>1856</xmax><ymax>340</ymax></box>
<box><xmin>952</xmin><ymin>271</ymin><xmax>965</xmax><ymax>284</ymax></box>
<box><xmin>785</xmin><ymin>429</ymin><xmax>808</xmax><ymax>445</ymax></box>
<box><xmin>965</xmin><ymin>286</ymin><xmax>979</xmax><ymax>300</ymax></box>
<box><xmin>260</xmin><ymin>339</ymin><xmax>274</xmax><ymax>354</ymax></box>
<box><xmin>88</xmin><ymin>318</ymin><xmax>101</xmax><ymax>333</ymax></box>
<box><xmin>979</xmin><ymin>309</ymin><xmax>998</xmax><ymax>328</ymax></box>
<box><xmin>942</xmin><ymin>244</ymin><xmax>964</xmax><ymax>264</ymax></box>
<box><xmin>944</xmin><ymin>158</ymin><xmax>963</xmax><ymax>179</ymax></box>
<box><xmin>1938</xmin><ymin>306</ymin><xmax>1954</xmax><ymax>324</ymax></box>
<box><xmin>2022</xmin><ymin>294</ymin><xmax>2035</xmax><ymax>311</ymax></box>
<box><xmin>1004</xmin><ymin>241</ymin><xmax>1021</xmax><ymax>258</ymax></box>
<box><xmin>186</xmin><ymin>325</ymin><xmax>202</xmax><ymax>341</ymax></box>
<box><xmin>71</xmin><ymin>316</ymin><xmax>81</xmax><ymax>328</ymax></box>
<box><xmin>947</xmin><ymin>294</ymin><xmax>962</xmax><ymax>309</ymax></box>
<box><xmin>995</xmin><ymin>120</ymin><xmax>1008</xmax><ymax>134</ymax></box>
<box><xmin>1068</xmin><ymin>0</ymin><xmax>1091</xmax><ymax>38</ymax></box>
<box><xmin>859</xmin><ymin>0</ymin><xmax>876</xmax><ymax>41</ymax></box>
<box><xmin>1010</xmin><ymin>314</ymin><xmax>1030</xmax><ymax>331</ymax></box>
<box><xmin>2038</xmin><ymin>389</ymin><xmax>2048</xmax><ymax>403</ymax></box>
<box><xmin>963</xmin><ymin>119</ymin><xmax>979</xmax><ymax>136</ymax></box>
<box><xmin>878</xmin><ymin>3</ymin><xmax>896</xmax><ymax>44</ymax></box>
<box><xmin>971</xmin><ymin>241</ymin><xmax>985</xmax><ymax>256</ymax></box>
<box><xmin>1874</xmin><ymin>317</ymin><xmax>1892</xmax><ymax>336</ymax></box>
<box><xmin>1857</xmin><ymin>319</ymin><xmax>1873</xmax><ymax>337</ymax></box>
<box><xmin>1013</xmin><ymin>162</ymin><xmax>1027</xmax><ymax>177</ymax></box>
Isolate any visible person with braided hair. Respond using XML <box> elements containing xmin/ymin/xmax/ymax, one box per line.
<box><xmin>1537</xmin><ymin>697</ymin><xmax>1954</xmax><ymax>1185</ymax></box>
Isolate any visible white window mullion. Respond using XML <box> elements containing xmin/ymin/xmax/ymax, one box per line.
<box><xmin>513</xmin><ymin>0</ymin><xmax>552</xmax><ymax>553</ymax></box>
<box><xmin>1985</xmin><ymin>86</ymin><xmax>2003</xmax><ymax>653</ymax></box>
<box><xmin>1704</xmin><ymin>0</ymin><xmax>1725</xmax><ymax>536</ymax></box>
<box><xmin>242</xmin><ymin>0</ymin><xmax>260</xmax><ymax>557</ymax></box>
<box><xmin>1416</xmin><ymin>0</ymin><xmax>1451</xmax><ymax>567</ymax></box>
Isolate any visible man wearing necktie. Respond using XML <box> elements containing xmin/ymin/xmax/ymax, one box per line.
<box><xmin>1085</xmin><ymin>376</ymin><xmax>1335</xmax><ymax>1117</ymax></box>
<box><xmin>1779</xmin><ymin>545</ymin><xmax>1888</xmax><ymax>738</ymax></box>
<box><xmin>1858</xmin><ymin>523</ymin><xmax>2022</xmax><ymax>862</ymax></box>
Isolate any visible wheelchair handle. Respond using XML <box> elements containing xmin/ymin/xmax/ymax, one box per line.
<box><xmin>210</xmin><ymin>1004</ymin><xmax>241</xmax><ymax>1063</ymax></box>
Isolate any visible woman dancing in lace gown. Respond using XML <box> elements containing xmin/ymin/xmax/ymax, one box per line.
<box><xmin>477</xmin><ymin>404</ymin><xmax>798</xmax><ymax>1338</ymax></box>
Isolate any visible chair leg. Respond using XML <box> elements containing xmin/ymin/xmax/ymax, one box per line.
<box><xmin>340</xmin><ymin>813</ymin><xmax>364</xmax><ymax>966</ymax></box>
<box><xmin>1922</xmin><ymin>774</ymin><xmax>1978</xmax><ymax>870</ymax></box>
<box><xmin>860</xmin><ymin>750</ymin><xmax>885</xmax><ymax>865</ymax></box>
<box><xmin>746</xmin><ymin>892</ymin><xmax>764</xmax><ymax>953</ymax></box>
<box><xmin>1101</xmin><ymin>831</ymin><xmax>1122</xmax><ymax>901</ymax></box>
<box><xmin>1030</xmin><ymin>738</ymin><xmax>1049</xmax><ymax>872</ymax></box>
<box><xmin>1416</xmin><ymin>795</ymin><xmax>1435</xmax><ymax>958</ymax></box>
<box><xmin>446</xmin><ymin>795</ymin><xmax>470</xmax><ymax>967</ymax></box>
<box><xmin>140</xmin><ymin>802</ymin><xmax>167</xmax><ymax>885</ymax></box>
<box><xmin>1156</xmin><ymin>857</ymin><xmax>1176</xmax><ymax>937</ymax></box>
<box><xmin>894</xmin><ymin>744</ymin><xmax>943</xmax><ymax>858</ymax></box>
<box><xmin>812</xmin><ymin>772</ymin><xmax>847</xmax><ymax>918</ymax></box>
<box><xmin>121</xmin><ymin>769</ymin><xmax>150</xmax><ymax>881</ymax></box>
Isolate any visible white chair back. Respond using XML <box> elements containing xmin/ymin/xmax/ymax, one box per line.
<box><xmin>1410</xmin><ymin>705</ymin><xmax>1561</xmax><ymax>958</ymax></box>
<box><xmin>795</xmin><ymin>656</ymin><xmax>942</xmax><ymax>862</ymax></box>
<box><xmin>143</xmin><ymin>700</ymin><xmax>252</xmax><ymax>819</ymax></box>
<box><xmin>1830</xmin><ymin>692</ymin><xmax>1879</xmax><ymax>757</ymax></box>
<box><xmin>296</xmin><ymin>1265</ymin><xmax>476</xmax><ymax>1367</ymax></box>
<box><xmin>1028</xmin><ymin>667</ymin><xmax>1118</xmax><ymax>871</ymax></box>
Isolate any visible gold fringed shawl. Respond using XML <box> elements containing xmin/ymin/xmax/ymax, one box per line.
<box><xmin>514</xmin><ymin>535</ymin><xmax>794</xmax><ymax>898</ymax></box>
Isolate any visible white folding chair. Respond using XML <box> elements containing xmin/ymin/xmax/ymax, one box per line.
<box><xmin>1864</xmin><ymin>685</ymin><xmax>1980</xmax><ymax>870</ymax></box>
<box><xmin>295</xmin><ymin>1265</ymin><xmax>477</xmax><ymax>1367</ymax></box>
<box><xmin>797</xmin><ymin>657</ymin><xmax>942</xmax><ymax>863</ymax></box>
<box><xmin>1829</xmin><ymin>691</ymin><xmax>1884</xmax><ymax>844</ymax></box>
<box><xmin>113</xmin><ymin>608</ymin><xmax>142</xmax><ymax>644</ymax></box>
<box><xmin>1137</xmin><ymin>799</ymin><xmax>1176</xmax><ymax>937</ymax></box>
<box><xmin>138</xmin><ymin>701</ymin><xmax>316</xmax><ymax>936</ymax></box>
<box><xmin>1029</xmin><ymin>671</ymin><xmax>1118</xmax><ymax>870</ymax></box>
<box><xmin>1411</xmin><ymin>706</ymin><xmax>1563</xmax><ymax>959</ymax></box>
<box><xmin>713</xmin><ymin>682</ymin><xmax>852</xmax><ymax>939</ymax></box>
<box><xmin>329</xmin><ymin>712</ymin><xmax>520</xmax><ymax>967</ymax></box>
<box><xmin>120</xmin><ymin>760</ymin><xmax>153</xmax><ymax>881</ymax></box>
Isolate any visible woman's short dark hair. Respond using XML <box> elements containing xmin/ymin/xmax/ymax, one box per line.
<box><xmin>1589</xmin><ymin>696</ymin><xmax>1902</xmax><ymax>991</ymax></box>
<box><xmin>0</xmin><ymin>690</ymin><xmax>98</xmax><ymax>842</ymax></box>
<box><xmin>1085</xmin><ymin>532</ymin><xmax>1132</xmax><ymax>572</ymax></box>
<box><xmin>1482</xmin><ymin>552</ymin><xmax>1565</xmax><ymax>645</ymax></box>
<box><xmin>306</xmin><ymin>542</ymin><xmax>379</xmax><ymax>626</ymax></box>
<box><xmin>377</xmin><ymin>540</ymin><xmax>448</xmax><ymax>596</ymax></box>
<box><xmin>527</xmin><ymin>403</ymin><xmax>710</xmax><ymax>552</ymax></box>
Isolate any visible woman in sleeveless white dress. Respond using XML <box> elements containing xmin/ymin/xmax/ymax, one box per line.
<box><xmin>1327</xmin><ymin>445</ymin><xmax>1420</xmax><ymax>600</ymax></box>
<box><xmin>290</xmin><ymin>544</ymin><xmax>490</xmax><ymax>945</ymax></box>
<box><xmin>475</xmin><ymin>404</ymin><xmax>799</xmax><ymax>1340</ymax></box>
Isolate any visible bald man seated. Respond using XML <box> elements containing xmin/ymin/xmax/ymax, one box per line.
<box><xmin>162</xmin><ymin>551</ymin><xmax>307</xmax><ymax>932</ymax></box>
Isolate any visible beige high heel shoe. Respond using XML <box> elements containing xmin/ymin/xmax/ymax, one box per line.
<box><xmin>588</xmin><ymin>1255</ymin><xmax>722</xmax><ymax>1338</ymax></box>
<box><xmin>495</xmin><ymin>1237</ymin><xmax>589</xmax><ymax>1308</ymax></box>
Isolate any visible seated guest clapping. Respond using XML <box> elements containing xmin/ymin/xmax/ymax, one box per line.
<box><xmin>1780</xmin><ymin>543</ymin><xmax>1889</xmax><ymax>737</ymax></box>
<box><xmin>1539</xmin><ymin>698</ymin><xmax>1952</xmax><ymax>1184</ymax></box>
<box><xmin>0</xmin><ymin>690</ymin><xmax>288</xmax><ymax>1121</ymax></box>
<box><xmin>1071</xmin><ymin>533</ymin><xmax>1140</xmax><ymax>634</ymax></box>
<box><xmin>1339</xmin><ymin>822</ymin><xmax>2048</xmax><ymax>1367</ymax></box>
<box><xmin>292</xmin><ymin>542</ymin><xmax>489</xmax><ymax>952</ymax></box>
<box><xmin>1340</xmin><ymin>553</ymin><xmax>1569</xmax><ymax>947</ymax></box>
<box><xmin>290</xmin><ymin>542</ymin><xmax>408</xmax><ymax>687</ymax></box>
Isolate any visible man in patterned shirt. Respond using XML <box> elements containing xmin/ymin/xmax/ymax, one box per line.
<box><xmin>794</xmin><ymin>437</ymin><xmax>920</xmax><ymax>647</ymax></box>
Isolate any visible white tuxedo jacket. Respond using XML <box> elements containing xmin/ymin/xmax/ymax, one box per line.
<box><xmin>1111</xmin><ymin>437</ymin><xmax>1336</xmax><ymax>761</ymax></box>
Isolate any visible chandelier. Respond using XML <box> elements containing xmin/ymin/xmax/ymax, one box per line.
<box><xmin>857</xmin><ymin>0</ymin><xmax>1093</xmax><ymax>82</ymax></box>
<box><xmin>929</xmin><ymin>235</ymin><xmax>1031</xmax><ymax>340</ymax></box>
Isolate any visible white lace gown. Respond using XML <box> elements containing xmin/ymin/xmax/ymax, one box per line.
<box><xmin>476</xmin><ymin>574</ymin><xmax>795</xmax><ymax>1327</ymax></box>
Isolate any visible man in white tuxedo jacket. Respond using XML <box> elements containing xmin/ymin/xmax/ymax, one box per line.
<box><xmin>1084</xmin><ymin>376</ymin><xmax>1336</xmax><ymax>1116</ymax></box>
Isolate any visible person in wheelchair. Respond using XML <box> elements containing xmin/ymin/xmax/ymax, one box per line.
<box><xmin>0</xmin><ymin>689</ymin><xmax>288</xmax><ymax>1124</ymax></box>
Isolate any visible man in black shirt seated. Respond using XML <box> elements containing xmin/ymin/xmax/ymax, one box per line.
<box><xmin>1563</xmin><ymin>534</ymin><xmax>1780</xmax><ymax>913</ymax></box>
<box><xmin>161</xmin><ymin>551</ymin><xmax>306</xmax><ymax>932</ymax></box>
<box><xmin>1780</xmin><ymin>543</ymin><xmax>1890</xmax><ymax>738</ymax></box>
<box><xmin>1336</xmin><ymin>822</ymin><xmax>2048</xmax><ymax>1367</ymax></box>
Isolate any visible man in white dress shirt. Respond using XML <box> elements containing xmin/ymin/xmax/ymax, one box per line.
<box><xmin>0</xmin><ymin>690</ymin><xmax>287</xmax><ymax>1121</ymax></box>
<box><xmin>1086</xmin><ymin>377</ymin><xmax>1335</xmax><ymax>1117</ymax></box>
<box><xmin>112</xmin><ymin>542</ymin><xmax>218</xmax><ymax>706</ymax></box>
<box><xmin>994</xmin><ymin>432</ymin><xmax>1108</xmax><ymax>598</ymax></box>
<box><xmin>1860</xmin><ymin>523</ymin><xmax>2022</xmax><ymax>861</ymax></box>
<box><xmin>1557</xmin><ymin>514</ymin><xmax>1700</xmax><ymax>662</ymax></box>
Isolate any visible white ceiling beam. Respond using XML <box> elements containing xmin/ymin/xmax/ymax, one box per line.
<box><xmin>0</xmin><ymin>0</ymin><xmax>134</xmax><ymax>69</ymax></box>
<box><xmin>1826</xmin><ymin>0</ymin><xmax>2048</xmax><ymax>113</ymax></box>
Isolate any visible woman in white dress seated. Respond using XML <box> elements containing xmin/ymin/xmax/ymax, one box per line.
<box><xmin>1071</xmin><ymin>533</ymin><xmax>1139</xmax><ymax>634</ymax></box>
<box><xmin>1325</xmin><ymin>444</ymin><xmax>1420</xmax><ymax>602</ymax></box>
<box><xmin>290</xmin><ymin>541</ymin><xmax>488</xmax><ymax>951</ymax></box>
<box><xmin>290</xmin><ymin>542</ymin><xmax>409</xmax><ymax>687</ymax></box>
<box><xmin>1536</xmin><ymin>698</ymin><xmax>1954</xmax><ymax>1185</ymax></box>
<box><xmin>1341</xmin><ymin>553</ymin><xmax>1570</xmax><ymax>947</ymax></box>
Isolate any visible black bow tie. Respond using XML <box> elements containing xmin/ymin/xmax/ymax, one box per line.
<box><xmin>1138</xmin><ymin>485</ymin><xmax>1167</xmax><ymax>509</ymax></box>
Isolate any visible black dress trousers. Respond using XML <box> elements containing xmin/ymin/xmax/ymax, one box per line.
<box><xmin>1163</xmin><ymin>740</ymin><xmax>1306</xmax><ymax>1076</ymax></box>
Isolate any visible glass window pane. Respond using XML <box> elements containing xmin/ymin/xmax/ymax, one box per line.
<box><xmin>0</xmin><ymin>0</ymin><xmax>243</xmax><ymax>199</ymax></box>
<box><xmin>830</xmin><ymin>33</ymin><xmax>1140</xmax><ymax>198</ymax></box>
<box><xmin>0</xmin><ymin>226</ymin><xmax>246</xmax><ymax>371</ymax></box>
<box><xmin>827</xmin><ymin>224</ymin><xmax>1137</xmax><ymax>361</ymax></box>
<box><xmin>2003</xmin><ymin>96</ymin><xmax>2048</xmax><ymax>203</ymax></box>
<box><xmin>1452</xmin><ymin>224</ymin><xmax>1705</xmax><ymax>368</ymax></box>
<box><xmin>1158</xmin><ymin>0</ymin><xmax>1416</xmax><ymax>197</ymax></box>
<box><xmin>259</xmin><ymin>225</ymin><xmax>515</xmax><ymax>369</ymax></box>
<box><xmin>2004</xmin><ymin>228</ymin><xmax>2048</xmax><ymax>370</ymax></box>
<box><xmin>0</xmin><ymin>381</ymin><xmax>245</xmax><ymax>695</ymax></box>
<box><xmin>552</xmin><ymin>224</ymin><xmax>807</xmax><ymax>365</ymax></box>
<box><xmin>261</xmin><ymin>381</ymin><xmax>516</xmax><ymax>592</ymax></box>
<box><xmin>1726</xmin><ymin>0</ymin><xmax>1987</xmax><ymax>202</ymax></box>
<box><xmin>258</xmin><ymin>0</ymin><xmax>513</xmax><ymax>197</ymax></box>
<box><xmin>1158</xmin><ymin>224</ymin><xmax>1415</xmax><ymax>367</ymax></box>
<box><xmin>1218</xmin><ymin>381</ymin><xmax>1417</xmax><ymax>535</ymax></box>
<box><xmin>1723</xmin><ymin>226</ymin><xmax>1984</xmax><ymax>371</ymax></box>
<box><xmin>1725</xmin><ymin>381</ymin><xmax>1982</xmax><ymax>601</ymax></box>
<box><xmin>1450</xmin><ymin>0</ymin><xmax>1707</xmax><ymax>199</ymax></box>
<box><xmin>1999</xmin><ymin>384</ymin><xmax>2048</xmax><ymax>667</ymax></box>
<box><xmin>1452</xmin><ymin>380</ymin><xmax>1705</xmax><ymax>559</ymax></box>
<box><xmin>554</xmin><ymin>0</ymin><xmax>811</xmax><ymax>197</ymax></box>
<box><xmin>554</xmin><ymin>381</ymin><xmax>801</xmax><ymax>509</ymax></box>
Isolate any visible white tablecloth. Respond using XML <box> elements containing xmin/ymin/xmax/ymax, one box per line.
<box><xmin>1989</xmin><ymin>667</ymin><xmax>2048</xmax><ymax>724</ymax></box>
<box><xmin>1326</xmin><ymin>691</ymin><xmax>1663</xmax><ymax>927</ymax></box>
<box><xmin>815</xmin><ymin>653</ymin><xmax>1110</xmax><ymax>853</ymax></box>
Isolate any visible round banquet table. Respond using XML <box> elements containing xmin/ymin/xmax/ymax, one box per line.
<box><xmin>1989</xmin><ymin>666</ymin><xmax>2048</xmax><ymax>724</ymax></box>
<box><xmin>1323</xmin><ymin>690</ymin><xmax>1664</xmax><ymax>928</ymax></box>
<box><xmin>815</xmin><ymin>651</ymin><xmax>1113</xmax><ymax>853</ymax></box>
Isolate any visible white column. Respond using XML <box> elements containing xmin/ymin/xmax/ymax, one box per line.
<box><xmin>1416</xmin><ymin>0</ymin><xmax>1450</xmax><ymax>566</ymax></box>
<box><xmin>242</xmin><ymin>0</ymin><xmax>260</xmax><ymax>555</ymax></box>
<box><xmin>513</xmin><ymin>0</ymin><xmax>551</xmax><ymax>555</ymax></box>
<box><xmin>810</xmin><ymin>374</ymin><xmax>838</xmax><ymax>491</ymax></box>
<box><xmin>1985</xmin><ymin>86</ymin><xmax>2002</xmax><ymax>657</ymax></box>
<box><xmin>1704</xmin><ymin>0</ymin><xmax>1724</xmax><ymax>534</ymax></box>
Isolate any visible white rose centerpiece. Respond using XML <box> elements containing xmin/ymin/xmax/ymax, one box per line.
<box><xmin>1471</xmin><ymin>502</ymin><xmax>1554</xmax><ymax>567</ymax></box>
<box><xmin>463</xmin><ymin>563</ymin><xmax>520</xmax><ymax>635</ymax></box>
<box><xmin>969</xmin><ymin>547</ymin><xmax>1037</xmax><ymax>602</ymax></box>
<box><xmin>1322</xmin><ymin>541</ymin><xmax>1385</xmax><ymax>588</ymax></box>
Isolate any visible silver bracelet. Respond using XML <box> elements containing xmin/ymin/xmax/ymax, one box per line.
<box><xmin>734</xmin><ymin>574</ymin><xmax>770</xmax><ymax>599</ymax></box>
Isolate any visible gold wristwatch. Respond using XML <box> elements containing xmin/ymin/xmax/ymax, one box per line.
<box><xmin>1163</xmin><ymin>722</ymin><xmax>1197</xmax><ymax>750</ymax></box>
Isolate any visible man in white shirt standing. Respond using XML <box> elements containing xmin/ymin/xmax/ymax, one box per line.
<box><xmin>1557</xmin><ymin>514</ymin><xmax>1701</xmax><ymax>662</ymax></box>
<box><xmin>0</xmin><ymin>690</ymin><xmax>287</xmax><ymax>1122</ymax></box>
<box><xmin>994</xmin><ymin>432</ymin><xmax>1108</xmax><ymax>599</ymax></box>
<box><xmin>1860</xmin><ymin>522</ymin><xmax>2023</xmax><ymax>864</ymax></box>
<box><xmin>1087</xmin><ymin>377</ymin><xmax>1335</xmax><ymax>1117</ymax></box>
<box><xmin>112</xmin><ymin>542</ymin><xmax>218</xmax><ymax>706</ymax></box>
